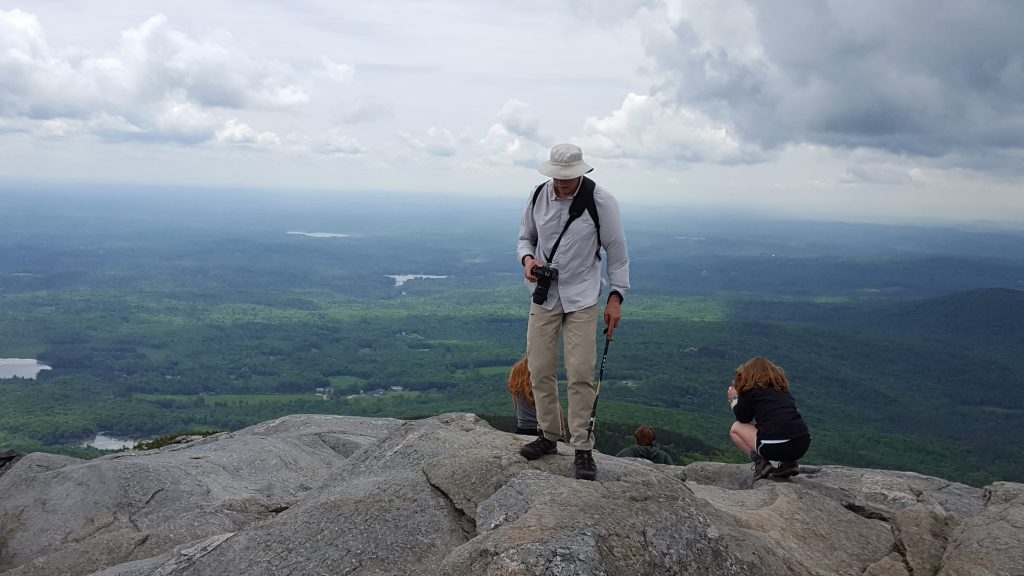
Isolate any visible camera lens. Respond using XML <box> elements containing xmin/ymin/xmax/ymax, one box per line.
<box><xmin>533</xmin><ymin>274</ymin><xmax>550</xmax><ymax>304</ymax></box>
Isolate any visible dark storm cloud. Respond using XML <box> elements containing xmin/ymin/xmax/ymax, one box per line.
<box><xmin>656</xmin><ymin>0</ymin><xmax>1024</xmax><ymax>158</ymax></box>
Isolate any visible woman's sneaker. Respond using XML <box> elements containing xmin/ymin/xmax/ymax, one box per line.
<box><xmin>520</xmin><ymin>436</ymin><xmax>558</xmax><ymax>460</ymax></box>
<box><xmin>769</xmin><ymin>460</ymin><xmax>800</xmax><ymax>479</ymax></box>
<box><xmin>751</xmin><ymin>457</ymin><xmax>775</xmax><ymax>480</ymax></box>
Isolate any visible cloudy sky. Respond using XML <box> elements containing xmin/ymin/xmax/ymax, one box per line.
<box><xmin>1</xmin><ymin>0</ymin><xmax>1022</xmax><ymax>224</ymax></box>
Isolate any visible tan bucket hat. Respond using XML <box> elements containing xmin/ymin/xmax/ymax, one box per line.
<box><xmin>538</xmin><ymin>143</ymin><xmax>594</xmax><ymax>179</ymax></box>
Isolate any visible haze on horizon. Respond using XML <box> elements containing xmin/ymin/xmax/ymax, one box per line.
<box><xmin>1</xmin><ymin>1</ymin><xmax>1022</xmax><ymax>226</ymax></box>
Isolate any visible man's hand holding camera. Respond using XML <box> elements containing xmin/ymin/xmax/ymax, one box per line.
<box><xmin>523</xmin><ymin>255</ymin><xmax>540</xmax><ymax>282</ymax></box>
<box><xmin>524</xmin><ymin>256</ymin><xmax>558</xmax><ymax>305</ymax></box>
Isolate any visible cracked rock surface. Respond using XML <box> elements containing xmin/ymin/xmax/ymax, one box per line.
<box><xmin>1</xmin><ymin>413</ymin><xmax>1019</xmax><ymax>576</ymax></box>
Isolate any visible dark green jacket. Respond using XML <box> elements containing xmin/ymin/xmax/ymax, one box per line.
<box><xmin>616</xmin><ymin>444</ymin><xmax>674</xmax><ymax>465</ymax></box>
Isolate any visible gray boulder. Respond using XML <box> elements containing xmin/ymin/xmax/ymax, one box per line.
<box><xmin>939</xmin><ymin>482</ymin><xmax>1024</xmax><ymax>576</ymax></box>
<box><xmin>0</xmin><ymin>414</ymin><xmax>402</xmax><ymax>576</ymax></box>
<box><xmin>0</xmin><ymin>413</ymin><xmax>1019</xmax><ymax>576</ymax></box>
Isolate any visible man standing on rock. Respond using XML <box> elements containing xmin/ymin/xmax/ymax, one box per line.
<box><xmin>516</xmin><ymin>143</ymin><xmax>630</xmax><ymax>480</ymax></box>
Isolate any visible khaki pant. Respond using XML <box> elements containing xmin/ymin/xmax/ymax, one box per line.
<box><xmin>526</xmin><ymin>301</ymin><xmax>598</xmax><ymax>450</ymax></box>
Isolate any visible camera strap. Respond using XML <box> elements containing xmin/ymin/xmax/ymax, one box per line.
<box><xmin>534</xmin><ymin>178</ymin><xmax>600</xmax><ymax>264</ymax></box>
<box><xmin>544</xmin><ymin>208</ymin><xmax>581</xmax><ymax>263</ymax></box>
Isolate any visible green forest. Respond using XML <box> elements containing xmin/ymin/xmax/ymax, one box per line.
<box><xmin>2</xmin><ymin>186</ymin><xmax>1023</xmax><ymax>486</ymax></box>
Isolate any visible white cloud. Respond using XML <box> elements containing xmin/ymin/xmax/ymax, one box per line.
<box><xmin>495</xmin><ymin>100</ymin><xmax>546</xmax><ymax>144</ymax></box>
<box><xmin>317</xmin><ymin>129</ymin><xmax>365</xmax><ymax>156</ymax></box>
<box><xmin>0</xmin><ymin>10</ymin><xmax>84</xmax><ymax>117</ymax></box>
<box><xmin>401</xmin><ymin>127</ymin><xmax>457</xmax><ymax>157</ymax></box>
<box><xmin>89</xmin><ymin>113</ymin><xmax>145</xmax><ymax>136</ymax></box>
<box><xmin>480</xmin><ymin>123</ymin><xmax>544</xmax><ymax>170</ymax></box>
<box><xmin>155</xmin><ymin>99</ymin><xmax>218</xmax><ymax>141</ymax></box>
<box><xmin>319</xmin><ymin>57</ymin><xmax>355</xmax><ymax>83</ymax></box>
<box><xmin>478</xmin><ymin>100</ymin><xmax>549</xmax><ymax>167</ymax></box>
<box><xmin>580</xmin><ymin>92</ymin><xmax>756</xmax><ymax>164</ymax></box>
<box><xmin>215</xmin><ymin>119</ymin><xmax>280</xmax><ymax>148</ymax></box>
<box><xmin>38</xmin><ymin>119</ymin><xmax>75</xmax><ymax>138</ymax></box>
<box><xmin>259</xmin><ymin>84</ymin><xmax>309</xmax><ymax>107</ymax></box>
<box><xmin>0</xmin><ymin>10</ymin><xmax>309</xmax><ymax>143</ymax></box>
<box><xmin>0</xmin><ymin>9</ymin><xmax>45</xmax><ymax>56</ymax></box>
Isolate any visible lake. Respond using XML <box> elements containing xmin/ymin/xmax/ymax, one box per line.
<box><xmin>0</xmin><ymin>358</ymin><xmax>52</xmax><ymax>379</ymax></box>
<box><xmin>286</xmin><ymin>231</ymin><xmax>351</xmax><ymax>238</ymax></box>
<box><xmin>386</xmin><ymin>274</ymin><xmax>448</xmax><ymax>287</ymax></box>
<box><xmin>80</xmin><ymin>434</ymin><xmax>139</xmax><ymax>450</ymax></box>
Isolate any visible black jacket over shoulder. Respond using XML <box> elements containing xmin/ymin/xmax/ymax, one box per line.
<box><xmin>733</xmin><ymin>388</ymin><xmax>809</xmax><ymax>441</ymax></box>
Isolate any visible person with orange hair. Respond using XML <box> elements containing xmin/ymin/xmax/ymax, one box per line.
<box><xmin>616</xmin><ymin>426</ymin><xmax>674</xmax><ymax>465</ymax></box>
<box><xmin>727</xmin><ymin>357</ymin><xmax>811</xmax><ymax>480</ymax></box>
<box><xmin>508</xmin><ymin>357</ymin><xmax>540</xmax><ymax>436</ymax></box>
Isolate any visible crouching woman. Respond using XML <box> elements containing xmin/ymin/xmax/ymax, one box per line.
<box><xmin>727</xmin><ymin>357</ymin><xmax>811</xmax><ymax>480</ymax></box>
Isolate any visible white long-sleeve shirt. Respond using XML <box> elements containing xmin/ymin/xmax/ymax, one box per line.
<box><xmin>516</xmin><ymin>179</ymin><xmax>630</xmax><ymax>312</ymax></box>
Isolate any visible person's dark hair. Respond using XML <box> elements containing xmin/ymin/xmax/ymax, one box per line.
<box><xmin>732</xmin><ymin>356</ymin><xmax>790</xmax><ymax>394</ymax></box>
<box><xmin>633</xmin><ymin>426</ymin><xmax>656</xmax><ymax>446</ymax></box>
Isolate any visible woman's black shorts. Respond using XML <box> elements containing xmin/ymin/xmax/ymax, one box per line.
<box><xmin>757</xmin><ymin>434</ymin><xmax>811</xmax><ymax>462</ymax></box>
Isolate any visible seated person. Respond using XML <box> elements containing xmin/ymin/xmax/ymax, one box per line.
<box><xmin>508</xmin><ymin>357</ymin><xmax>540</xmax><ymax>435</ymax></box>
<box><xmin>616</xmin><ymin>426</ymin><xmax>674</xmax><ymax>465</ymax></box>
<box><xmin>727</xmin><ymin>356</ymin><xmax>811</xmax><ymax>480</ymax></box>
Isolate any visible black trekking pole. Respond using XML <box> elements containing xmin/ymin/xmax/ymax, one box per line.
<box><xmin>585</xmin><ymin>328</ymin><xmax>612</xmax><ymax>442</ymax></box>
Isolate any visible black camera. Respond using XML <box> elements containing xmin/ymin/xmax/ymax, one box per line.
<box><xmin>532</xmin><ymin>266</ymin><xmax>559</xmax><ymax>304</ymax></box>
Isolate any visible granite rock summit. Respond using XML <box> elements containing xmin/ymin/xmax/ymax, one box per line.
<box><xmin>1</xmin><ymin>413</ymin><xmax>1020</xmax><ymax>575</ymax></box>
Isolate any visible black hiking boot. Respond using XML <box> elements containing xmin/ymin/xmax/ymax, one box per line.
<box><xmin>768</xmin><ymin>460</ymin><xmax>800</xmax><ymax>479</ymax></box>
<box><xmin>520</xmin><ymin>436</ymin><xmax>558</xmax><ymax>460</ymax></box>
<box><xmin>751</xmin><ymin>457</ymin><xmax>775</xmax><ymax>480</ymax></box>
<box><xmin>574</xmin><ymin>450</ymin><xmax>597</xmax><ymax>481</ymax></box>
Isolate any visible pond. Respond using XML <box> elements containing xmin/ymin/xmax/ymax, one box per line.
<box><xmin>386</xmin><ymin>274</ymin><xmax>448</xmax><ymax>287</ymax></box>
<box><xmin>0</xmin><ymin>358</ymin><xmax>52</xmax><ymax>379</ymax></box>
<box><xmin>80</xmin><ymin>434</ymin><xmax>140</xmax><ymax>450</ymax></box>
<box><xmin>286</xmin><ymin>231</ymin><xmax>351</xmax><ymax>238</ymax></box>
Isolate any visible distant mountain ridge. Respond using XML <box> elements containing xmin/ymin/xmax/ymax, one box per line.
<box><xmin>878</xmin><ymin>287</ymin><xmax>1024</xmax><ymax>342</ymax></box>
<box><xmin>825</xmin><ymin>286</ymin><xmax>1024</xmax><ymax>439</ymax></box>
<box><xmin>836</xmin><ymin>288</ymin><xmax>1024</xmax><ymax>362</ymax></box>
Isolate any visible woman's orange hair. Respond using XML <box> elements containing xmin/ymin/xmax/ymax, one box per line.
<box><xmin>633</xmin><ymin>426</ymin><xmax>657</xmax><ymax>446</ymax></box>
<box><xmin>508</xmin><ymin>356</ymin><xmax>534</xmax><ymax>405</ymax></box>
<box><xmin>732</xmin><ymin>356</ymin><xmax>790</xmax><ymax>394</ymax></box>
